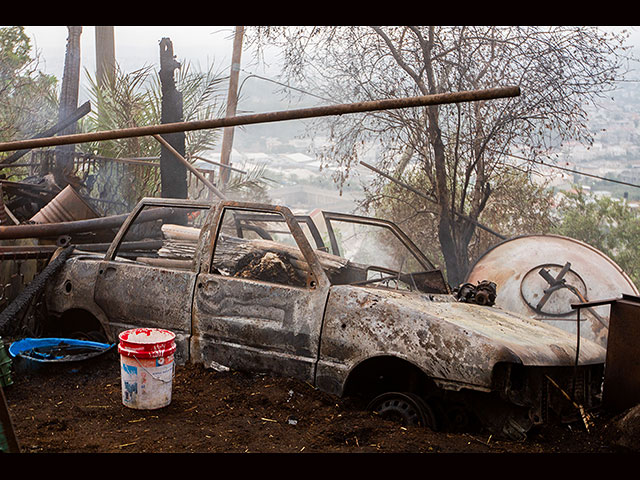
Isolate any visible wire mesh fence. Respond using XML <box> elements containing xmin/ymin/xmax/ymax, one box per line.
<box><xmin>22</xmin><ymin>150</ymin><xmax>215</xmax><ymax>217</ymax></box>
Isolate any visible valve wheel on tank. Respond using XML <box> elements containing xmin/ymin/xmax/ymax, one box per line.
<box><xmin>367</xmin><ymin>391</ymin><xmax>438</xmax><ymax>429</ymax></box>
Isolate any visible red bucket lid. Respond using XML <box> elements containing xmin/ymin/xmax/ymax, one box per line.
<box><xmin>118</xmin><ymin>328</ymin><xmax>176</xmax><ymax>359</ymax></box>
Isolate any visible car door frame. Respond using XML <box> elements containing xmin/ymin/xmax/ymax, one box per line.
<box><xmin>93</xmin><ymin>197</ymin><xmax>214</xmax><ymax>362</ymax></box>
<box><xmin>191</xmin><ymin>201</ymin><xmax>332</xmax><ymax>383</ymax></box>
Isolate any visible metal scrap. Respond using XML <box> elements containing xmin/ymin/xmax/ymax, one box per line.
<box><xmin>454</xmin><ymin>280</ymin><xmax>497</xmax><ymax>306</ymax></box>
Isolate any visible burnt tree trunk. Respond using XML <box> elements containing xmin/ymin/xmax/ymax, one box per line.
<box><xmin>159</xmin><ymin>38</ymin><xmax>187</xmax><ymax>199</ymax></box>
<box><xmin>55</xmin><ymin>26</ymin><xmax>82</xmax><ymax>188</ymax></box>
<box><xmin>422</xmin><ymin>27</ymin><xmax>477</xmax><ymax>288</ymax></box>
<box><xmin>427</xmin><ymin>104</ymin><xmax>469</xmax><ymax>287</ymax></box>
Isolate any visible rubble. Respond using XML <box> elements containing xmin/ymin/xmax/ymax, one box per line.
<box><xmin>231</xmin><ymin>251</ymin><xmax>305</xmax><ymax>287</ymax></box>
<box><xmin>0</xmin><ymin>85</ymin><xmax>638</xmax><ymax>453</ymax></box>
<box><xmin>454</xmin><ymin>280</ymin><xmax>497</xmax><ymax>306</ymax></box>
<box><xmin>609</xmin><ymin>404</ymin><xmax>640</xmax><ymax>451</ymax></box>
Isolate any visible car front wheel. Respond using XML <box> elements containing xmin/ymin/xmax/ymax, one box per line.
<box><xmin>367</xmin><ymin>391</ymin><xmax>438</xmax><ymax>429</ymax></box>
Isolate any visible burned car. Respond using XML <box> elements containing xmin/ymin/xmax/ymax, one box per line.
<box><xmin>44</xmin><ymin>198</ymin><xmax>606</xmax><ymax>439</ymax></box>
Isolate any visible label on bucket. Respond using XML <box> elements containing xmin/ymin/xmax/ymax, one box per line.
<box><xmin>120</xmin><ymin>354</ymin><xmax>174</xmax><ymax>410</ymax></box>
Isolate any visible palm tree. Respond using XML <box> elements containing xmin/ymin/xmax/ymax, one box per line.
<box><xmin>79</xmin><ymin>61</ymin><xmax>229</xmax><ymax>211</ymax></box>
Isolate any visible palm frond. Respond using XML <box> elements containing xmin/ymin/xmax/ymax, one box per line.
<box><xmin>223</xmin><ymin>162</ymin><xmax>274</xmax><ymax>202</ymax></box>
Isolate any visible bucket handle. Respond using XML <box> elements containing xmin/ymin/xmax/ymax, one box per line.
<box><xmin>132</xmin><ymin>356</ymin><xmax>175</xmax><ymax>384</ymax></box>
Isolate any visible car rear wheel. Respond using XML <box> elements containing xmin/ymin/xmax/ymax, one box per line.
<box><xmin>367</xmin><ymin>391</ymin><xmax>438</xmax><ymax>429</ymax></box>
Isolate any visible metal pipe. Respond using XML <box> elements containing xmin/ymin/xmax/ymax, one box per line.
<box><xmin>0</xmin><ymin>87</ymin><xmax>520</xmax><ymax>153</ymax></box>
<box><xmin>0</xmin><ymin>101</ymin><xmax>91</xmax><ymax>165</ymax></box>
<box><xmin>0</xmin><ymin>206</ymin><xmax>175</xmax><ymax>240</ymax></box>
<box><xmin>152</xmin><ymin>134</ymin><xmax>226</xmax><ymax>200</ymax></box>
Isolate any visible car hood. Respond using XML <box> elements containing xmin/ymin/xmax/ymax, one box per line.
<box><xmin>323</xmin><ymin>285</ymin><xmax>606</xmax><ymax>369</ymax></box>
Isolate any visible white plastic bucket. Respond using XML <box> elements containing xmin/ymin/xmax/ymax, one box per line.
<box><xmin>118</xmin><ymin>328</ymin><xmax>176</xmax><ymax>410</ymax></box>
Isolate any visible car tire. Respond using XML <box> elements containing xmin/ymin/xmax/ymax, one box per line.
<box><xmin>367</xmin><ymin>391</ymin><xmax>438</xmax><ymax>430</ymax></box>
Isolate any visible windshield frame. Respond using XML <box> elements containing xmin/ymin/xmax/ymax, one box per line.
<box><xmin>320</xmin><ymin>211</ymin><xmax>436</xmax><ymax>272</ymax></box>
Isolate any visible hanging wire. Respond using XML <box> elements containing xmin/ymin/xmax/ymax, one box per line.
<box><xmin>497</xmin><ymin>150</ymin><xmax>640</xmax><ymax>191</ymax></box>
<box><xmin>238</xmin><ymin>69</ymin><xmax>337</xmax><ymax>104</ymax></box>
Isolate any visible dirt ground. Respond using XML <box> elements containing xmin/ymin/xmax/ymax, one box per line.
<box><xmin>2</xmin><ymin>345</ymin><xmax>638</xmax><ymax>456</ymax></box>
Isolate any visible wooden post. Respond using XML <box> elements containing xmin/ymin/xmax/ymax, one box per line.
<box><xmin>95</xmin><ymin>26</ymin><xmax>116</xmax><ymax>87</ymax></box>
<box><xmin>219</xmin><ymin>26</ymin><xmax>244</xmax><ymax>188</ymax></box>
<box><xmin>159</xmin><ymin>38</ymin><xmax>188</xmax><ymax>199</ymax></box>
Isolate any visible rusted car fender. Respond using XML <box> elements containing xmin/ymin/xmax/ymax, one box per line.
<box><xmin>316</xmin><ymin>285</ymin><xmax>606</xmax><ymax>396</ymax></box>
<box><xmin>44</xmin><ymin>255</ymin><xmax>114</xmax><ymax>341</ymax></box>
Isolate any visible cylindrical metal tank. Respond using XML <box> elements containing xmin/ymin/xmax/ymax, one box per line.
<box><xmin>465</xmin><ymin>234</ymin><xmax>638</xmax><ymax>348</ymax></box>
<box><xmin>30</xmin><ymin>185</ymin><xmax>98</xmax><ymax>224</ymax></box>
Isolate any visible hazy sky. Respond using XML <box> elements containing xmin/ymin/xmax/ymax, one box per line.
<box><xmin>24</xmin><ymin>26</ymin><xmax>640</xmax><ymax>81</ymax></box>
<box><xmin>25</xmin><ymin>26</ymin><xmax>245</xmax><ymax>78</ymax></box>
<box><xmin>20</xmin><ymin>25</ymin><xmax>640</xmax><ymax>110</ymax></box>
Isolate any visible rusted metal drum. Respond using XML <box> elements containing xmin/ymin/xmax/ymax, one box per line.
<box><xmin>30</xmin><ymin>185</ymin><xmax>98</xmax><ymax>224</ymax></box>
<box><xmin>465</xmin><ymin>234</ymin><xmax>639</xmax><ymax>348</ymax></box>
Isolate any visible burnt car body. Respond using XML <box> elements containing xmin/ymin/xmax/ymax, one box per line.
<box><xmin>44</xmin><ymin>198</ymin><xmax>606</xmax><ymax>439</ymax></box>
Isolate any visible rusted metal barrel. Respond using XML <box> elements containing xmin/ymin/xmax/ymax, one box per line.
<box><xmin>0</xmin><ymin>87</ymin><xmax>520</xmax><ymax>153</ymax></box>
<box><xmin>30</xmin><ymin>185</ymin><xmax>99</xmax><ymax>224</ymax></box>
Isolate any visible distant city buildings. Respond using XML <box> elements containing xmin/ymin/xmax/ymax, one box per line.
<box><xmin>194</xmin><ymin>146</ymin><xmax>371</xmax><ymax>214</ymax></box>
<box><xmin>197</xmin><ymin>80</ymin><xmax>640</xmax><ymax>214</ymax></box>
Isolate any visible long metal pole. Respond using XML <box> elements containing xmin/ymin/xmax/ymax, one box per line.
<box><xmin>0</xmin><ymin>86</ymin><xmax>520</xmax><ymax>153</ymax></box>
<box><xmin>0</xmin><ymin>206</ymin><xmax>174</xmax><ymax>240</ymax></box>
<box><xmin>152</xmin><ymin>134</ymin><xmax>226</xmax><ymax>200</ymax></box>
